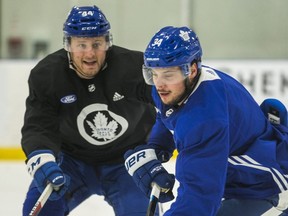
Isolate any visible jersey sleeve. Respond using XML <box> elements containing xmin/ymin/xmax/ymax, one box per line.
<box><xmin>147</xmin><ymin>112</ymin><xmax>175</xmax><ymax>162</ymax></box>
<box><xmin>146</xmin><ymin>87</ymin><xmax>175</xmax><ymax>161</ymax></box>
<box><xmin>167</xmin><ymin>119</ymin><xmax>229</xmax><ymax>215</ymax></box>
<box><xmin>21</xmin><ymin>65</ymin><xmax>61</xmax><ymax>157</ymax></box>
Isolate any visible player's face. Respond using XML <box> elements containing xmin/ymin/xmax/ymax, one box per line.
<box><xmin>69</xmin><ymin>36</ymin><xmax>108</xmax><ymax>79</ymax></box>
<box><xmin>152</xmin><ymin>67</ymin><xmax>187</xmax><ymax>105</ymax></box>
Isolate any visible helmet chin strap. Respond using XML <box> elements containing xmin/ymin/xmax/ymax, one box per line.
<box><xmin>172</xmin><ymin>68</ymin><xmax>201</xmax><ymax>108</ymax></box>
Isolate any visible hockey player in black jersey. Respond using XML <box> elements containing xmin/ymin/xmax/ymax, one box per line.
<box><xmin>21</xmin><ymin>5</ymin><xmax>158</xmax><ymax>216</ymax></box>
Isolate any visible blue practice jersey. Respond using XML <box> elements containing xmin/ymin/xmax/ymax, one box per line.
<box><xmin>148</xmin><ymin>65</ymin><xmax>288</xmax><ymax>215</ymax></box>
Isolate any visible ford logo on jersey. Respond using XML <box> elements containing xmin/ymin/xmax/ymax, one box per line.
<box><xmin>60</xmin><ymin>94</ymin><xmax>77</xmax><ymax>104</ymax></box>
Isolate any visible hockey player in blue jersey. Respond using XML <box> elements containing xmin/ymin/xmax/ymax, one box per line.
<box><xmin>124</xmin><ymin>26</ymin><xmax>288</xmax><ymax>215</ymax></box>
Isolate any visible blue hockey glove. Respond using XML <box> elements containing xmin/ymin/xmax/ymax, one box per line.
<box><xmin>260</xmin><ymin>98</ymin><xmax>288</xmax><ymax>126</ymax></box>
<box><xmin>124</xmin><ymin>145</ymin><xmax>175</xmax><ymax>203</ymax></box>
<box><xmin>26</xmin><ymin>150</ymin><xmax>70</xmax><ymax>201</ymax></box>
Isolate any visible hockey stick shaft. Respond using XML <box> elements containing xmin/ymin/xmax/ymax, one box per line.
<box><xmin>29</xmin><ymin>183</ymin><xmax>53</xmax><ymax>216</ymax></box>
<box><xmin>146</xmin><ymin>183</ymin><xmax>161</xmax><ymax>216</ymax></box>
<box><xmin>158</xmin><ymin>203</ymin><xmax>164</xmax><ymax>216</ymax></box>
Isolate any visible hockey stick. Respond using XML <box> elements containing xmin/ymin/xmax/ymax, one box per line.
<box><xmin>158</xmin><ymin>202</ymin><xmax>164</xmax><ymax>216</ymax></box>
<box><xmin>29</xmin><ymin>183</ymin><xmax>53</xmax><ymax>216</ymax></box>
<box><xmin>146</xmin><ymin>182</ymin><xmax>161</xmax><ymax>216</ymax></box>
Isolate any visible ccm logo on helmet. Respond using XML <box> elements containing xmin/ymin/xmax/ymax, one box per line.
<box><xmin>82</xmin><ymin>26</ymin><xmax>98</xmax><ymax>31</ymax></box>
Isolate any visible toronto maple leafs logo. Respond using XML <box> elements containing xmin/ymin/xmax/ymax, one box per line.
<box><xmin>77</xmin><ymin>103</ymin><xmax>128</xmax><ymax>145</ymax></box>
<box><xmin>179</xmin><ymin>30</ymin><xmax>190</xmax><ymax>41</ymax></box>
<box><xmin>86</xmin><ymin>112</ymin><xmax>118</xmax><ymax>140</ymax></box>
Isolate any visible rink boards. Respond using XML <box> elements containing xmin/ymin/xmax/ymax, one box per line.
<box><xmin>1</xmin><ymin>60</ymin><xmax>288</xmax><ymax>160</ymax></box>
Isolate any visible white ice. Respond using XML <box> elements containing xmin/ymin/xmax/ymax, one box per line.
<box><xmin>0</xmin><ymin>161</ymin><xmax>176</xmax><ymax>215</ymax></box>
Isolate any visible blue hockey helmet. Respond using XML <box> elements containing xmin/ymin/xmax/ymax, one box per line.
<box><xmin>63</xmin><ymin>5</ymin><xmax>110</xmax><ymax>37</ymax></box>
<box><xmin>63</xmin><ymin>6</ymin><xmax>112</xmax><ymax>51</ymax></box>
<box><xmin>144</xmin><ymin>26</ymin><xmax>202</xmax><ymax>68</ymax></box>
<box><xmin>143</xmin><ymin>26</ymin><xmax>202</xmax><ymax>85</ymax></box>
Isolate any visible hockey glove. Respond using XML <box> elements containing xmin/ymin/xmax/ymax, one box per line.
<box><xmin>26</xmin><ymin>150</ymin><xmax>70</xmax><ymax>201</ymax></box>
<box><xmin>124</xmin><ymin>145</ymin><xmax>175</xmax><ymax>203</ymax></box>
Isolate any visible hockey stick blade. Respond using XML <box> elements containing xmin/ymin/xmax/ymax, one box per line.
<box><xmin>29</xmin><ymin>183</ymin><xmax>53</xmax><ymax>216</ymax></box>
<box><xmin>146</xmin><ymin>183</ymin><xmax>161</xmax><ymax>216</ymax></box>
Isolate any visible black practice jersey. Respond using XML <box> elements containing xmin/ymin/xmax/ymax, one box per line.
<box><xmin>21</xmin><ymin>46</ymin><xmax>156</xmax><ymax>165</ymax></box>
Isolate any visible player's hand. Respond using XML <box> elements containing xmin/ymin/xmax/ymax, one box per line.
<box><xmin>26</xmin><ymin>150</ymin><xmax>70</xmax><ymax>200</ymax></box>
<box><xmin>124</xmin><ymin>145</ymin><xmax>175</xmax><ymax>203</ymax></box>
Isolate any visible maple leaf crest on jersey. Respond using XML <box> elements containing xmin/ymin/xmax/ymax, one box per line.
<box><xmin>77</xmin><ymin>103</ymin><xmax>128</xmax><ymax>145</ymax></box>
<box><xmin>86</xmin><ymin>112</ymin><xmax>118</xmax><ymax>140</ymax></box>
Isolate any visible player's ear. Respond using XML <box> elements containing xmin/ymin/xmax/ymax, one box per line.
<box><xmin>188</xmin><ymin>63</ymin><xmax>198</xmax><ymax>80</ymax></box>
